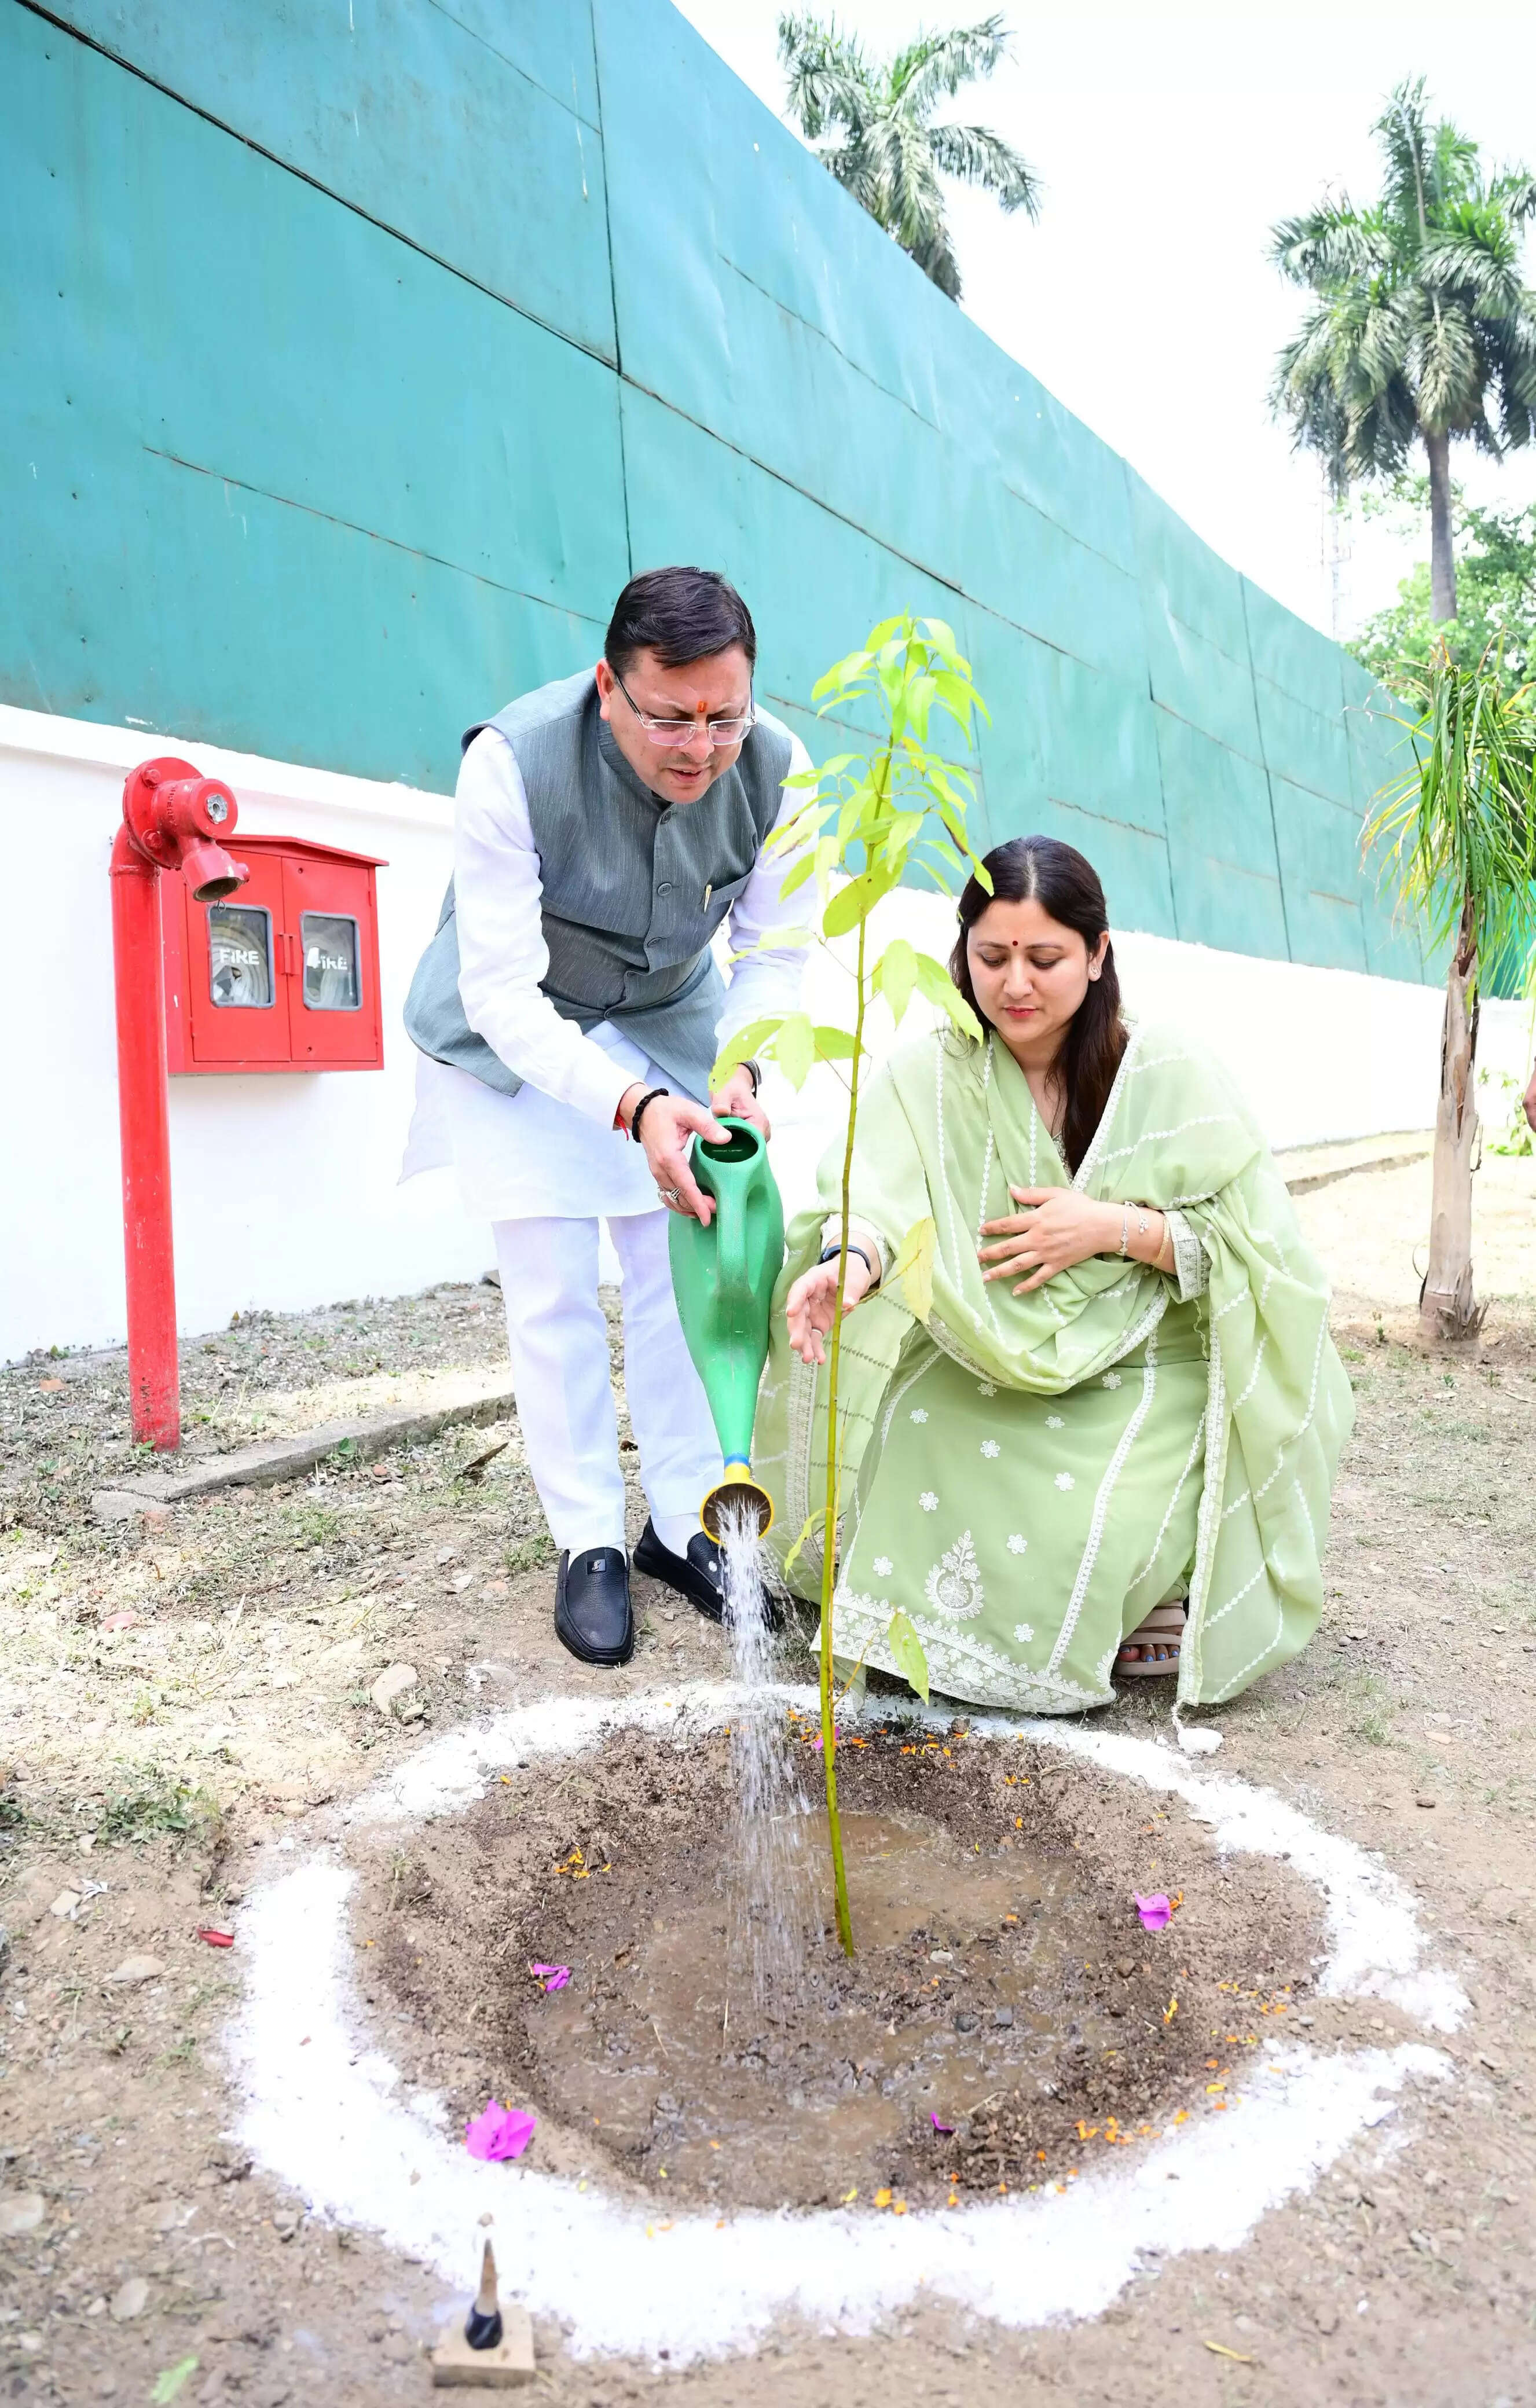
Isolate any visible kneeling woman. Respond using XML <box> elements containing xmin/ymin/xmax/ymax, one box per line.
<box><xmin>754</xmin><ymin>836</ymin><xmax>1352</xmax><ymax>1714</ymax></box>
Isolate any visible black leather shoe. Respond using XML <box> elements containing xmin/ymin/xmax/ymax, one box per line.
<box><xmin>632</xmin><ymin>1517</ymin><xmax>724</xmax><ymax>1623</ymax></box>
<box><xmin>554</xmin><ymin>1545</ymin><xmax>633</xmax><ymax>1666</ymax></box>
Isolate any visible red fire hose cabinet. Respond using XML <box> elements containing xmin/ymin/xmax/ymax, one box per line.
<box><xmin>161</xmin><ymin>834</ymin><xmax>386</xmax><ymax>1074</ymax></box>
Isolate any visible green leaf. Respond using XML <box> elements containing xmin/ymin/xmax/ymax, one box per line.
<box><xmin>728</xmin><ymin>927</ymin><xmax>816</xmax><ymax>961</ymax></box>
<box><xmin>771</xmin><ymin>1012</ymin><xmax>817</xmax><ymax>1088</ymax></box>
<box><xmin>779</xmin><ymin>851</ymin><xmax>818</xmax><ymax>900</ymax></box>
<box><xmin>783</xmin><ymin>1507</ymin><xmax>826</xmax><ymax>1580</ymax></box>
<box><xmin>877</xmin><ymin>936</ymin><xmax>919</xmax><ymax>1023</ymax></box>
<box><xmin>710</xmin><ymin>1018</ymin><xmax>783</xmax><ymax>1090</ymax></box>
<box><xmin>889</xmin><ymin>1213</ymin><xmax>937</xmax><ymax>1319</ymax></box>
<box><xmin>912</xmin><ymin>952</ymin><xmax>984</xmax><ymax>1040</ymax></box>
<box><xmin>919</xmin><ymin>614</ymin><xmax>959</xmax><ymax>662</ymax></box>
<box><xmin>151</xmin><ymin>2362</ymin><xmax>200</xmax><ymax>2407</ymax></box>
<box><xmin>822</xmin><ymin>865</ymin><xmax>896</xmax><ymax>937</ymax></box>
<box><xmin>882</xmin><ymin>810</ymin><xmax>927</xmax><ymax>862</ymax></box>
<box><xmin>885</xmin><ymin>1609</ymin><xmax>931</xmax><ymax>1705</ymax></box>
<box><xmin>812</xmin><ymin>650</ymin><xmax>874</xmax><ymax>704</ymax></box>
<box><xmin>813</xmin><ymin>1024</ymin><xmax>859</xmax><ymax>1062</ymax></box>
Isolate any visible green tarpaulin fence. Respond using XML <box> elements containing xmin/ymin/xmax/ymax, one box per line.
<box><xmin>1</xmin><ymin>0</ymin><xmax>1428</xmax><ymax>982</ymax></box>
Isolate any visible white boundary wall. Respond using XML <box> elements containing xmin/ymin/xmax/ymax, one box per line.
<box><xmin>1</xmin><ymin>706</ymin><xmax>484</xmax><ymax>1364</ymax></box>
<box><xmin>2</xmin><ymin>705</ymin><xmax>1529</xmax><ymax>1363</ymax></box>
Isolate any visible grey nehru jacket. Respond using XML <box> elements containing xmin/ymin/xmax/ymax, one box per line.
<box><xmin>404</xmin><ymin>670</ymin><xmax>794</xmax><ymax>1105</ymax></box>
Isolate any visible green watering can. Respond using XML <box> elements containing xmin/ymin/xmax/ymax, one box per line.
<box><xmin>668</xmin><ymin>1117</ymin><xmax>785</xmax><ymax>1541</ymax></box>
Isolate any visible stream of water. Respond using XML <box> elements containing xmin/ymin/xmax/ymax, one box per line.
<box><xmin>717</xmin><ymin>1503</ymin><xmax>812</xmax><ymax>2018</ymax></box>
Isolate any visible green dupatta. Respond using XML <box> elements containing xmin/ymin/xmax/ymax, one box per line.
<box><xmin>754</xmin><ymin>1022</ymin><xmax>1352</xmax><ymax>1707</ymax></box>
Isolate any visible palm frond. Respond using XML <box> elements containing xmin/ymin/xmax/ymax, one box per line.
<box><xmin>1269</xmin><ymin>199</ymin><xmax>1387</xmax><ymax>287</ymax></box>
<box><xmin>778</xmin><ymin>8</ymin><xmax>1038</xmax><ymax>300</ymax></box>
<box><xmin>1421</xmin><ymin>219</ymin><xmax>1524</xmax><ymax>317</ymax></box>
<box><xmin>778</xmin><ymin>12</ymin><xmax>873</xmax><ymax>142</ymax></box>
<box><xmin>1364</xmin><ymin>641</ymin><xmax>1536</xmax><ymax>977</ymax></box>
<box><xmin>1414</xmin><ymin>299</ymin><xmax>1485</xmax><ymax>432</ymax></box>
<box><xmin>891</xmin><ymin>16</ymin><xmax>1010</xmax><ymax>115</ymax></box>
<box><xmin>1490</xmin><ymin>168</ymin><xmax>1536</xmax><ymax>228</ymax></box>
<box><xmin>927</xmin><ymin>120</ymin><xmax>1041</xmax><ymax>216</ymax></box>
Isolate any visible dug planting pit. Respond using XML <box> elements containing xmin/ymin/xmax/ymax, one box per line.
<box><xmin>346</xmin><ymin>1709</ymin><xmax>1324</xmax><ymax>2212</ymax></box>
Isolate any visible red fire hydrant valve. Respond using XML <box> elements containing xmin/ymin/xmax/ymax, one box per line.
<box><xmin>111</xmin><ymin>758</ymin><xmax>250</xmax><ymax>1451</ymax></box>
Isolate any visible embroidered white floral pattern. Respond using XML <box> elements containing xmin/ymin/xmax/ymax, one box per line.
<box><xmin>919</xmin><ymin>1491</ymin><xmax>938</xmax><ymax>1513</ymax></box>
<box><xmin>1102</xmin><ymin>1371</ymin><xmax>1123</xmax><ymax>1389</ymax></box>
<box><xmin>924</xmin><ymin>1530</ymin><xmax>985</xmax><ymax>1620</ymax></box>
<box><xmin>1007</xmin><ymin>1533</ymin><xmax>1028</xmax><ymax>1555</ymax></box>
<box><xmin>977</xmin><ymin>1381</ymin><xmax>997</xmax><ymax>1396</ymax></box>
<box><xmin>1046</xmin><ymin>1414</ymin><xmax>1064</xmax><ymax>1429</ymax></box>
<box><xmin>1054</xmin><ymin>1471</ymin><xmax>1075</xmax><ymax>1491</ymax></box>
<box><xmin>980</xmin><ymin>1439</ymin><xmax>1000</xmax><ymax>1458</ymax></box>
<box><xmin>910</xmin><ymin>1408</ymin><xmax>929</xmax><ymax>1424</ymax></box>
<box><xmin>1013</xmin><ymin>1621</ymin><xmax>1034</xmax><ymax>1643</ymax></box>
<box><xmin>872</xmin><ymin>1555</ymin><xmax>893</xmax><ymax>1577</ymax></box>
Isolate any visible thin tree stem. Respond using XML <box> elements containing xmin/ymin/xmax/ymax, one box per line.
<box><xmin>816</xmin><ymin>743</ymin><xmax>890</xmax><ymax>1959</ymax></box>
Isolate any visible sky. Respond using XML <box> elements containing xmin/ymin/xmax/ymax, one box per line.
<box><xmin>673</xmin><ymin>0</ymin><xmax>1536</xmax><ymax>641</ymax></box>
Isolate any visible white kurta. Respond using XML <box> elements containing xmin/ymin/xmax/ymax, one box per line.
<box><xmin>401</xmin><ymin>713</ymin><xmax>811</xmax><ymax>1558</ymax></box>
<box><xmin>402</xmin><ymin>722</ymin><xmax>812</xmax><ymax>1218</ymax></box>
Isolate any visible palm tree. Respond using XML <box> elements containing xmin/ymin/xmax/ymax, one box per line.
<box><xmin>1364</xmin><ymin>643</ymin><xmax>1536</xmax><ymax>1338</ymax></box>
<box><xmin>778</xmin><ymin>12</ymin><xmax>1039</xmax><ymax>301</ymax></box>
<box><xmin>1270</xmin><ymin>79</ymin><xmax>1536</xmax><ymax>623</ymax></box>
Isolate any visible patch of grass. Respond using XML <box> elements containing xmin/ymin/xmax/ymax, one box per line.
<box><xmin>285</xmin><ymin>1502</ymin><xmax>343</xmax><ymax>1548</ymax></box>
<box><xmin>504</xmin><ymin>1533</ymin><xmax>556</xmax><ymax>1575</ymax></box>
<box><xmin>98</xmin><ymin>1765</ymin><xmax>219</xmax><ymax>1848</ymax></box>
<box><xmin>1353</xmin><ymin>1710</ymin><xmax>1395</xmax><ymax>1745</ymax></box>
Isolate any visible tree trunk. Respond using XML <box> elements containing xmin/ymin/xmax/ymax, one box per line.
<box><xmin>1420</xmin><ymin>889</ymin><xmax>1482</xmax><ymax>1339</ymax></box>
<box><xmin>1425</xmin><ymin>427</ymin><xmax>1457</xmax><ymax>622</ymax></box>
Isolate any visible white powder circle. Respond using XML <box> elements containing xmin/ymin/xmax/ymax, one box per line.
<box><xmin>226</xmin><ymin>1685</ymin><xmax>1461</xmax><ymax>2361</ymax></box>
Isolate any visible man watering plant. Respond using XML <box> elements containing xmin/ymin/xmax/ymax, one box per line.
<box><xmin>403</xmin><ymin>567</ymin><xmax>810</xmax><ymax>1667</ymax></box>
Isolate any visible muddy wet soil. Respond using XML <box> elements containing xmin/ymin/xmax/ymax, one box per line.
<box><xmin>356</xmin><ymin>1716</ymin><xmax>1323</xmax><ymax>2211</ymax></box>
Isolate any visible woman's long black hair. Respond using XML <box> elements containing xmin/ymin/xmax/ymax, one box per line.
<box><xmin>948</xmin><ymin>835</ymin><xmax>1128</xmax><ymax>1174</ymax></box>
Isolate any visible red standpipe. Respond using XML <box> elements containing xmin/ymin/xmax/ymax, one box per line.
<box><xmin>109</xmin><ymin>758</ymin><xmax>248</xmax><ymax>1450</ymax></box>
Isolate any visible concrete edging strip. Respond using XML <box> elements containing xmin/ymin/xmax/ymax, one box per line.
<box><xmin>89</xmin><ymin>1370</ymin><xmax>515</xmax><ymax>1519</ymax></box>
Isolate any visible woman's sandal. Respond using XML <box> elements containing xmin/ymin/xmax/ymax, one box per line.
<box><xmin>1116</xmin><ymin>1601</ymin><xmax>1187</xmax><ymax>1677</ymax></box>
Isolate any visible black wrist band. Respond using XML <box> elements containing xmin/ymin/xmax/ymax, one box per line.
<box><xmin>629</xmin><ymin>1086</ymin><xmax>670</xmax><ymax>1143</ymax></box>
<box><xmin>743</xmin><ymin>1059</ymin><xmax>761</xmax><ymax>1096</ymax></box>
<box><xmin>819</xmin><ymin>1241</ymin><xmax>875</xmax><ymax>1283</ymax></box>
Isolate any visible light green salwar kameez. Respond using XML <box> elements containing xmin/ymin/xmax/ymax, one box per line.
<box><xmin>754</xmin><ymin>1022</ymin><xmax>1352</xmax><ymax>1713</ymax></box>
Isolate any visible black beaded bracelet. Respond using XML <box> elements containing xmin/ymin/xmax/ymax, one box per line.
<box><xmin>629</xmin><ymin>1086</ymin><xmax>670</xmax><ymax>1143</ymax></box>
<box><xmin>742</xmin><ymin>1059</ymin><xmax>762</xmax><ymax>1096</ymax></box>
<box><xmin>819</xmin><ymin>1240</ymin><xmax>876</xmax><ymax>1283</ymax></box>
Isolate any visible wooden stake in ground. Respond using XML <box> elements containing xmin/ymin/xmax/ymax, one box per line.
<box><xmin>431</xmin><ymin>2240</ymin><xmax>535</xmax><ymax>2388</ymax></box>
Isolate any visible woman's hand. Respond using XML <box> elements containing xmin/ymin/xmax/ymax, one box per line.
<box><xmin>785</xmin><ymin>1254</ymin><xmax>875</xmax><ymax>1365</ymax></box>
<box><xmin>978</xmin><ymin>1187</ymin><xmax>1121</xmax><ymax>1293</ymax></box>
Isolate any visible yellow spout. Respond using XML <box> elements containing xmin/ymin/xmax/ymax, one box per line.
<box><xmin>701</xmin><ymin>1460</ymin><xmax>774</xmax><ymax>1543</ymax></box>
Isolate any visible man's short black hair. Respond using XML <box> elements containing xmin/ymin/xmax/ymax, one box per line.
<box><xmin>604</xmin><ymin>566</ymin><xmax>756</xmax><ymax>677</ymax></box>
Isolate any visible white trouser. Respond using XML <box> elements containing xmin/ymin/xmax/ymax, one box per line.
<box><xmin>491</xmin><ymin>1210</ymin><xmax>718</xmax><ymax>1559</ymax></box>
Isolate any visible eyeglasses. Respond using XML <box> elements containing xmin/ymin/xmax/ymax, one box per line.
<box><xmin>609</xmin><ymin>663</ymin><xmax>755</xmax><ymax>750</ymax></box>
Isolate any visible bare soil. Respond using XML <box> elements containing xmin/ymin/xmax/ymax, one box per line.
<box><xmin>358</xmin><ymin>1722</ymin><xmax>1319</xmax><ymax>2212</ymax></box>
<box><xmin>0</xmin><ymin>1151</ymin><xmax>1534</xmax><ymax>2406</ymax></box>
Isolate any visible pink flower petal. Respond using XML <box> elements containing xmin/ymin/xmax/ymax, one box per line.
<box><xmin>930</xmin><ymin>2113</ymin><xmax>955</xmax><ymax>2134</ymax></box>
<box><xmin>529</xmin><ymin>1962</ymin><xmax>571</xmax><ymax>1992</ymax></box>
<box><xmin>1134</xmin><ymin>1892</ymin><xmax>1172</xmax><ymax>1932</ymax></box>
<box><xmin>465</xmin><ymin>2101</ymin><xmax>538</xmax><ymax>2161</ymax></box>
